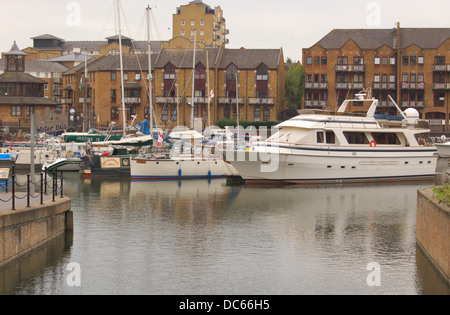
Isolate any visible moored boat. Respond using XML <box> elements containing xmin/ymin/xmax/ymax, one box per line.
<box><xmin>225</xmin><ymin>93</ymin><xmax>439</xmax><ymax>185</ymax></box>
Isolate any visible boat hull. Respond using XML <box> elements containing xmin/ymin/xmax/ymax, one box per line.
<box><xmin>130</xmin><ymin>158</ymin><xmax>236</xmax><ymax>180</ymax></box>
<box><xmin>226</xmin><ymin>145</ymin><xmax>438</xmax><ymax>185</ymax></box>
<box><xmin>82</xmin><ymin>155</ymin><xmax>132</xmax><ymax>178</ymax></box>
<box><xmin>434</xmin><ymin>143</ymin><xmax>450</xmax><ymax>158</ymax></box>
<box><xmin>43</xmin><ymin>158</ymin><xmax>83</xmax><ymax>172</ymax></box>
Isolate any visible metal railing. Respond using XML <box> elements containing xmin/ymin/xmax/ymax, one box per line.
<box><xmin>0</xmin><ymin>169</ymin><xmax>65</xmax><ymax>210</ymax></box>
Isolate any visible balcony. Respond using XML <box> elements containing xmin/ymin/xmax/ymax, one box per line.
<box><xmin>304</xmin><ymin>100</ymin><xmax>327</xmax><ymax>109</ymax></box>
<box><xmin>79</xmin><ymin>97</ymin><xmax>91</xmax><ymax>103</ymax></box>
<box><xmin>61</xmin><ymin>98</ymin><xmax>73</xmax><ymax>105</ymax></box>
<box><xmin>373</xmin><ymin>83</ymin><xmax>396</xmax><ymax>90</ymax></box>
<box><xmin>124</xmin><ymin>97</ymin><xmax>141</xmax><ymax>105</ymax></box>
<box><xmin>186</xmin><ymin>96</ymin><xmax>208</xmax><ymax>104</ymax></box>
<box><xmin>401</xmin><ymin>82</ymin><xmax>425</xmax><ymax>90</ymax></box>
<box><xmin>335</xmin><ymin>64</ymin><xmax>365</xmax><ymax>72</ymax></box>
<box><xmin>335</xmin><ymin>83</ymin><xmax>365</xmax><ymax>90</ymax></box>
<box><xmin>304</xmin><ymin>82</ymin><xmax>328</xmax><ymax>89</ymax></box>
<box><xmin>155</xmin><ymin>96</ymin><xmax>183</xmax><ymax>104</ymax></box>
<box><xmin>433</xmin><ymin>83</ymin><xmax>450</xmax><ymax>90</ymax></box>
<box><xmin>433</xmin><ymin>64</ymin><xmax>450</xmax><ymax>72</ymax></box>
<box><xmin>249</xmin><ymin>97</ymin><xmax>275</xmax><ymax>105</ymax></box>
<box><xmin>400</xmin><ymin>101</ymin><xmax>425</xmax><ymax>108</ymax></box>
<box><xmin>218</xmin><ymin>97</ymin><xmax>245</xmax><ymax>105</ymax></box>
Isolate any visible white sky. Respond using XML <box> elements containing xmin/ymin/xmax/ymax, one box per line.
<box><xmin>1</xmin><ymin>0</ymin><xmax>449</xmax><ymax>62</ymax></box>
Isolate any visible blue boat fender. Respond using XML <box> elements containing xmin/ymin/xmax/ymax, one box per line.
<box><xmin>178</xmin><ymin>168</ymin><xmax>182</xmax><ymax>177</ymax></box>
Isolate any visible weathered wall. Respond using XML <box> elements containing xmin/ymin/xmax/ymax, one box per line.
<box><xmin>0</xmin><ymin>198</ymin><xmax>72</xmax><ymax>269</ymax></box>
<box><xmin>417</xmin><ymin>188</ymin><xmax>449</xmax><ymax>285</ymax></box>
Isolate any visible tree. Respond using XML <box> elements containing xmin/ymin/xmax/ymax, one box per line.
<box><xmin>285</xmin><ymin>59</ymin><xmax>305</xmax><ymax>110</ymax></box>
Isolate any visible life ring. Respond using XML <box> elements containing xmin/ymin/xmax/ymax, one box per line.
<box><xmin>370</xmin><ymin>140</ymin><xmax>377</xmax><ymax>147</ymax></box>
<box><xmin>66</xmin><ymin>150</ymin><xmax>74</xmax><ymax>158</ymax></box>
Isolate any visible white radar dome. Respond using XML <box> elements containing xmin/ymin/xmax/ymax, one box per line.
<box><xmin>403</xmin><ymin>108</ymin><xmax>420</xmax><ymax>119</ymax></box>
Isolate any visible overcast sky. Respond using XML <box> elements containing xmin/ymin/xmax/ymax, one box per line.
<box><xmin>1</xmin><ymin>0</ymin><xmax>449</xmax><ymax>61</ymax></box>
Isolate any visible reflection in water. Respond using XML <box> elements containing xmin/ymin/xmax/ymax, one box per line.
<box><xmin>1</xmin><ymin>172</ymin><xmax>448</xmax><ymax>295</ymax></box>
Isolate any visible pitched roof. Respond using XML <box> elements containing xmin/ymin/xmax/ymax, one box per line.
<box><xmin>31</xmin><ymin>34</ymin><xmax>64</xmax><ymax>41</ymax></box>
<box><xmin>0</xmin><ymin>72</ymin><xmax>47</xmax><ymax>84</ymax></box>
<box><xmin>155</xmin><ymin>48</ymin><xmax>220</xmax><ymax>69</ymax></box>
<box><xmin>313</xmin><ymin>28</ymin><xmax>450</xmax><ymax>50</ymax></box>
<box><xmin>0</xmin><ymin>96</ymin><xmax>58</xmax><ymax>106</ymax></box>
<box><xmin>0</xmin><ymin>59</ymin><xmax>69</xmax><ymax>73</ymax></box>
<box><xmin>218</xmin><ymin>48</ymin><xmax>282</xmax><ymax>69</ymax></box>
<box><xmin>3</xmin><ymin>41</ymin><xmax>28</xmax><ymax>56</ymax></box>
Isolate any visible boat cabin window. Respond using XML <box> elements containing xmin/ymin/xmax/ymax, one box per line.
<box><xmin>371</xmin><ymin>133</ymin><xmax>400</xmax><ymax>145</ymax></box>
<box><xmin>344</xmin><ymin>132</ymin><xmax>369</xmax><ymax>144</ymax></box>
<box><xmin>316</xmin><ymin>131</ymin><xmax>336</xmax><ymax>144</ymax></box>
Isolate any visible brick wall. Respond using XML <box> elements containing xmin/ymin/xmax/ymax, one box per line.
<box><xmin>416</xmin><ymin>188</ymin><xmax>450</xmax><ymax>284</ymax></box>
<box><xmin>0</xmin><ymin>198</ymin><xmax>72</xmax><ymax>269</ymax></box>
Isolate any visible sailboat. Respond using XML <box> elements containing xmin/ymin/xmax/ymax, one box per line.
<box><xmin>129</xmin><ymin>26</ymin><xmax>237</xmax><ymax>180</ymax></box>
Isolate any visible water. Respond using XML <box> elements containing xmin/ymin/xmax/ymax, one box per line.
<box><xmin>0</xmin><ymin>172</ymin><xmax>449</xmax><ymax>295</ymax></box>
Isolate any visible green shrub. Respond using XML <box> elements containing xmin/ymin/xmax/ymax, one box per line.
<box><xmin>431</xmin><ymin>185</ymin><xmax>450</xmax><ymax>206</ymax></box>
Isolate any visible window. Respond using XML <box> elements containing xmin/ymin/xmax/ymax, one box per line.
<box><xmin>374</xmin><ymin>57</ymin><xmax>380</xmax><ymax>65</ymax></box>
<box><xmin>343</xmin><ymin>132</ymin><xmax>369</xmax><ymax>144</ymax></box>
<box><xmin>111</xmin><ymin>107</ymin><xmax>119</xmax><ymax>120</ymax></box>
<box><xmin>410</xmin><ymin>74</ymin><xmax>416</xmax><ymax>83</ymax></box>
<box><xmin>317</xmin><ymin>131</ymin><xmax>335</xmax><ymax>144</ymax></box>
<box><xmin>402</xmin><ymin>73</ymin><xmax>408</xmax><ymax>82</ymax></box>
<box><xmin>11</xmin><ymin>105</ymin><xmax>21</xmax><ymax>116</ymax></box>
<box><xmin>306</xmin><ymin>74</ymin><xmax>312</xmax><ymax>82</ymax></box>
<box><xmin>417</xmin><ymin>73</ymin><xmax>424</xmax><ymax>82</ymax></box>
<box><xmin>390</xmin><ymin>57</ymin><xmax>396</xmax><ymax>65</ymax></box>
<box><xmin>200</xmin><ymin>20</ymin><xmax>204</xmax><ymax>26</ymax></box>
<box><xmin>410</xmin><ymin>56</ymin><xmax>416</xmax><ymax>66</ymax></box>
<box><xmin>321</xmin><ymin>57</ymin><xmax>327</xmax><ymax>65</ymax></box>
<box><xmin>181</xmin><ymin>20</ymin><xmax>185</xmax><ymax>26</ymax></box>
<box><xmin>418</xmin><ymin>56</ymin><xmax>424</xmax><ymax>65</ymax></box>
<box><xmin>110</xmin><ymin>89</ymin><xmax>117</xmax><ymax>103</ymax></box>
<box><xmin>263</xmin><ymin>107</ymin><xmax>270</xmax><ymax>121</ymax></box>
<box><xmin>161</xmin><ymin>107</ymin><xmax>168</xmax><ymax>121</ymax></box>
<box><xmin>434</xmin><ymin>92</ymin><xmax>445</xmax><ymax>107</ymax></box>
<box><xmin>321</xmin><ymin>74</ymin><xmax>327</xmax><ymax>83</ymax></box>
<box><xmin>381</xmin><ymin>75</ymin><xmax>388</xmax><ymax>83</ymax></box>
<box><xmin>256</xmin><ymin>63</ymin><xmax>269</xmax><ymax>98</ymax></box>
<box><xmin>224</xmin><ymin>105</ymin><xmax>231</xmax><ymax>119</ymax></box>
<box><xmin>382</xmin><ymin>57</ymin><xmax>388</xmax><ymax>65</ymax></box>
<box><xmin>123</xmin><ymin>73</ymin><xmax>128</xmax><ymax>81</ymax></box>
<box><xmin>111</xmin><ymin>72</ymin><xmax>117</xmax><ymax>81</ymax></box>
<box><xmin>317</xmin><ymin>131</ymin><xmax>325</xmax><ymax>144</ymax></box>
<box><xmin>374</xmin><ymin>75</ymin><xmax>380</xmax><ymax>83</ymax></box>
<box><xmin>371</xmin><ymin>133</ymin><xmax>400</xmax><ymax>145</ymax></box>
<box><xmin>191</xmin><ymin>20</ymin><xmax>195</xmax><ymax>26</ymax></box>
<box><xmin>337</xmin><ymin>57</ymin><xmax>348</xmax><ymax>65</ymax></box>
<box><xmin>171</xmin><ymin>106</ymin><xmax>177</xmax><ymax>122</ymax></box>
<box><xmin>181</xmin><ymin>30</ymin><xmax>185</xmax><ymax>36</ymax></box>
<box><xmin>354</xmin><ymin>57</ymin><xmax>364</xmax><ymax>65</ymax></box>
<box><xmin>434</xmin><ymin>55</ymin><xmax>445</xmax><ymax>65</ymax></box>
<box><xmin>306</xmin><ymin>56</ymin><xmax>312</xmax><ymax>65</ymax></box>
<box><xmin>200</xmin><ymin>30</ymin><xmax>204</xmax><ymax>36</ymax></box>
<box><xmin>389</xmin><ymin>75</ymin><xmax>396</xmax><ymax>83</ymax></box>
<box><xmin>254</xmin><ymin>107</ymin><xmax>261</xmax><ymax>122</ymax></box>
<box><xmin>314</xmin><ymin>56</ymin><xmax>320</xmax><ymax>65</ymax></box>
<box><xmin>402</xmin><ymin>56</ymin><xmax>409</xmax><ymax>66</ymax></box>
<box><xmin>26</xmin><ymin>106</ymin><xmax>34</xmax><ymax>116</ymax></box>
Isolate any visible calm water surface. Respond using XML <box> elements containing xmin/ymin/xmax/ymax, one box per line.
<box><xmin>1</xmin><ymin>172</ymin><xmax>449</xmax><ymax>295</ymax></box>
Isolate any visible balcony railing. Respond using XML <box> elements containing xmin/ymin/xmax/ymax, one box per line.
<box><xmin>248</xmin><ymin>97</ymin><xmax>275</xmax><ymax>105</ymax></box>
<box><xmin>373</xmin><ymin>83</ymin><xmax>396</xmax><ymax>90</ymax></box>
<box><xmin>218</xmin><ymin>97</ymin><xmax>245</xmax><ymax>105</ymax></box>
<box><xmin>304</xmin><ymin>100</ymin><xmax>327</xmax><ymax>109</ymax></box>
<box><xmin>433</xmin><ymin>83</ymin><xmax>450</xmax><ymax>90</ymax></box>
<box><xmin>433</xmin><ymin>64</ymin><xmax>450</xmax><ymax>72</ymax></box>
<box><xmin>304</xmin><ymin>82</ymin><xmax>328</xmax><ymax>89</ymax></box>
<box><xmin>79</xmin><ymin>98</ymin><xmax>91</xmax><ymax>103</ymax></box>
<box><xmin>401</xmin><ymin>82</ymin><xmax>425</xmax><ymax>90</ymax></box>
<box><xmin>124</xmin><ymin>97</ymin><xmax>141</xmax><ymax>105</ymax></box>
<box><xmin>186</xmin><ymin>96</ymin><xmax>208</xmax><ymax>104</ymax></box>
<box><xmin>335</xmin><ymin>64</ymin><xmax>366</xmax><ymax>72</ymax></box>
<box><xmin>400</xmin><ymin>101</ymin><xmax>425</xmax><ymax>108</ymax></box>
<box><xmin>61</xmin><ymin>98</ymin><xmax>73</xmax><ymax>105</ymax></box>
<box><xmin>156</xmin><ymin>96</ymin><xmax>183</xmax><ymax>104</ymax></box>
<box><xmin>335</xmin><ymin>83</ymin><xmax>365</xmax><ymax>90</ymax></box>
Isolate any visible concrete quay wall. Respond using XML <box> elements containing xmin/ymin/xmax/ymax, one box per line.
<box><xmin>417</xmin><ymin>188</ymin><xmax>450</xmax><ymax>285</ymax></box>
<box><xmin>0</xmin><ymin>197</ymin><xmax>72</xmax><ymax>269</ymax></box>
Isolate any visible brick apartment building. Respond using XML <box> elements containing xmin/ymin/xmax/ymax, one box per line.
<box><xmin>62</xmin><ymin>46</ymin><xmax>285</xmax><ymax>131</ymax></box>
<box><xmin>302</xmin><ymin>25</ymin><xmax>450</xmax><ymax>132</ymax></box>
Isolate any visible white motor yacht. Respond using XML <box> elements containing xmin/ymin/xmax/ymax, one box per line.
<box><xmin>225</xmin><ymin>94</ymin><xmax>438</xmax><ymax>185</ymax></box>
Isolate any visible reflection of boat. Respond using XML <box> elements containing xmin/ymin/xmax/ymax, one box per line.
<box><xmin>226</xmin><ymin>94</ymin><xmax>439</xmax><ymax>185</ymax></box>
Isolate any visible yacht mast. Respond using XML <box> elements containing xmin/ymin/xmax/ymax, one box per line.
<box><xmin>116</xmin><ymin>0</ymin><xmax>126</xmax><ymax>137</ymax></box>
<box><xmin>190</xmin><ymin>30</ymin><xmax>196</xmax><ymax>129</ymax></box>
<box><xmin>146</xmin><ymin>6</ymin><xmax>153</xmax><ymax>139</ymax></box>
